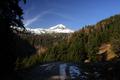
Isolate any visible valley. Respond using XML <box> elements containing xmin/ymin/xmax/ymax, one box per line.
<box><xmin>14</xmin><ymin>14</ymin><xmax>120</xmax><ymax>80</ymax></box>
<box><xmin>1</xmin><ymin>0</ymin><xmax>120</xmax><ymax>80</ymax></box>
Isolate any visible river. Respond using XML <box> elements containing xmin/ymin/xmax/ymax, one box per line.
<box><xmin>18</xmin><ymin>61</ymin><xmax>120</xmax><ymax>80</ymax></box>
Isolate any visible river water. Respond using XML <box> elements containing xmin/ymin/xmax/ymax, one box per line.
<box><xmin>18</xmin><ymin>62</ymin><xmax>120</xmax><ymax>80</ymax></box>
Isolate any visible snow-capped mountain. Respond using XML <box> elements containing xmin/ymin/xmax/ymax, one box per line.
<box><xmin>26</xmin><ymin>24</ymin><xmax>74</xmax><ymax>34</ymax></box>
<box><xmin>49</xmin><ymin>24</ymin><xmax>66</xmax><ymax>30</ymax></box>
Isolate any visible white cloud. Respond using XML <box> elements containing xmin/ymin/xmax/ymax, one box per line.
<box><xmin>24</xmin><ymin>10</ymin><xmax>51</xmax><ymax>26</ymax></box>
<box><xmin>24</xmin><ymin>9</ymin><xmax>78</xmax><ymax>27</ymax></box>
<box><xmin>24</xmin><ymin>15</ymin><xmax>40</xmax><ymax>26</ymax></box>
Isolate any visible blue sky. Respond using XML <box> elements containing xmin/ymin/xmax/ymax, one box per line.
<box><xmin>20</xmin><ymin>0</ymin><xmax>120</xmax><ymax>30</ymax></box>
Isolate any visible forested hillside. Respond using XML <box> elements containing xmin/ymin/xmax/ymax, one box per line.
<box><xmin>16</xmin><ymin>14</ymin><xmax>120</xmax><ymax>69</ymax></box>
<box><xmin>15</xmin><ymin>31</ymin><xmax>71</xmax><ymax>69</ymax></box>
<box><xmin>42</xmin><ymin>14</ymin><xmax>120</xmax><ymax>62</ymax></box>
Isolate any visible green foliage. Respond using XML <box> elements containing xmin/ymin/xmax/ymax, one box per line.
<box><xmin>16</xmin><ymin>14</ymin><xmax>120</xmax><ymax>69</ymax></box>
<box><xmin>43</xmin><ymin>14</ymin><xmax>120</xmax><ymax>63</ymax></box>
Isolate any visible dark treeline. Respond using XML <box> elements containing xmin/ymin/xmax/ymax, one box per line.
<box><xmin>17</xmin><ymin>32</ymin><xmax>69</xmax><ymax>47</ymax></box>
<box><xmin>0</xmin><ymin>0</ymin><xmax>35</xmax><ymax>80</ymax></box>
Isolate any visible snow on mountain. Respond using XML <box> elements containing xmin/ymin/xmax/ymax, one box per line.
<box><xmin>49</xmin><ymin>24</ymin><xmax>66</xmax><ymax>30</ymax></box>
<box><xmin>26</xmin><ymin>28</ymin><xmax>46</xmax><ymax>34</ymax></box>
<box><xmin>26</xmin><ymin>24</ymin><xmax>74</xmax><ymax>34</ymax></box>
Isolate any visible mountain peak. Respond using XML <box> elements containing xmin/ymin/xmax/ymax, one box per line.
<box><xmin>49</xmin><ymin>24</ymin><xmax>66</xmax><ymax>30</ymax></box>
<box><xmin>22</xmin><ymin>24</ymin><xmax>74</xmax><ymax>34</ymax></box>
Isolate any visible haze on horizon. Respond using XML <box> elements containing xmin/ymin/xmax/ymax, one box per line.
<box><xmin>20</xmin><ymin>0</ymin><xmax>120</xmax><ymax>30</ymax></box>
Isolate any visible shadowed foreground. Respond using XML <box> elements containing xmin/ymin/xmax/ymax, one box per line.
<box><xmin>17</xmin><ymin>60</ymin><xmax>120</xmax><ymax>80</ymax></box>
